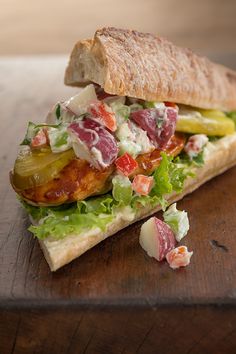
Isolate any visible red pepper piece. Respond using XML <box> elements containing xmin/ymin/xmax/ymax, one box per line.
<box><xmin>115</xmin><ymin>152</ymin><xmax>138</xmax><ymax>176</ymax></box>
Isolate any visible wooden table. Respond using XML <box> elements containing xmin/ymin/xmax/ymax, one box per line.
<box><xmin>0</xmin><ymin>57</ymin><xmax>236</xmax><ymax>354</ymax></box>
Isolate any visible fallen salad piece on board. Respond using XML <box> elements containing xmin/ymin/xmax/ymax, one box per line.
<box><xmin>139</xmin><ymin>203</ymin><xmax>193</xmax><ymax>270</ymax></box>
<box><xmin>166</xmin><ymin>246</ymin><xmax>193</xmax><ymax>269</ymax></box>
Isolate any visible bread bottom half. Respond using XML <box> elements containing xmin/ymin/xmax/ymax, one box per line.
<box><xmin>38</xmin><ymin>133</ymin><xmax>236</xmax><ymax>271</ymax></box>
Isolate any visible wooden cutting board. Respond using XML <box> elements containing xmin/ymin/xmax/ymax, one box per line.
<box><xmin>0</xmin><ymin>57</ymin><xmax>236</xmax><ymax>354</ymax></box>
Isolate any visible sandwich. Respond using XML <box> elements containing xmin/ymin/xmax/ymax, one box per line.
<box><xmin>10</xmin><ymin>27</ymin><xmax>236</xmax><ymax>271</ymax></box>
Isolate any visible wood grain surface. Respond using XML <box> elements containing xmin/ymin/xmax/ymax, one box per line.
<box><xmin>0</xmin><ymin>57</ymin><xmax>236</xmax><ymax>353</ymax></box>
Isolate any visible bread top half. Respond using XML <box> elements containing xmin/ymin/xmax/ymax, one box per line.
<box><xmin>64</xmin><ymin>27</ymin><xmax>236</xmax><ymax>111</ymax></box>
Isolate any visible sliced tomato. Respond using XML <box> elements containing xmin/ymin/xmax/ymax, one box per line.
<box><xmin>132</xmin><ymin>175</ymin><xmax>154</xmax><ymax>195</ymax></box>
<box><xmin>115</xmin><ymin>153</ymin><xmax>138</xmax><ymax>176</ymax></box>
<box><xmin>89</xmin><ymin>101</ymin><xmax>117</xmax><ymax>132</ymax></box>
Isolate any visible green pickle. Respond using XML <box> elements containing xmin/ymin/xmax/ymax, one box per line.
<box><xmin>176</xmin><ymin>109</ymin><xmax>235</xmax><ymax>136</ymax></box>
<box><xmin>12</xmin><ymin>147</ymin><xmax>75</xmax><ymax>190</ymax></box>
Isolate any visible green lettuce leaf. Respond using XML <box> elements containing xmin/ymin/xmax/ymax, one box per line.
<box><xmin>151</xmin><ymin>152</ymin><xmax>194</xmax><ymax>208</ymax></box>
<box><xmin>208</xmin><ymin>136</ymin><xmax>220</xmax><ymax>142</ymax></box>
<box><xmin>131</xmin><ymin>194</ymin><xmax>160</xmax><ymax>210</ymax></box>
<box><xmin>110</xmin><ymin>102</ymin><xmax>130</xmax><ymax>125</ymax></box>
<box><xmin>21</xmin><ymin>152</ymin><xmax>195</xmax><ymax>240</ymax></box>
<box><xmin>169</xmin><ymin>161</ymin><xmax>193</xmax><ymax>192</ymax></box>
<box><xmin>112</xmin><ymin>175</ymin><xmax>133</xmax><ymax>205</ymax></box>
<box><xmin>21</xmin><ymin>197</ymin><xmax>113</xmax><ymax>240</ymax></box>
<box><xmin>20</xmin><ymin>199</ymin><xmax>50</xmax><ymax>220</ymax></box>
<box><xmin>152</xmin><ymin>153</ymin><xmax>173</xmax><ymax>197</ymax></box>
<box><xmin>192</xmin><ymin>151</ymin><xmax>204</xmax><ymax>166</ymax></box>
<box><xmin>28</xmin><ymin>213</ymin><xmax>113</xmax><ymax>240</ymax></box>
<box><xmin>48</xmin><ymin>125</ymin><xmax>71</xmax><ymax>153</ymax></box>
<box><xmin>77</xmin><ymin>195</ymin><xmax>113</xmax><ymax>215</ymax></box>
<box><xmin>175</xmin><ymin>150</ymin><xmax>205</xmax><ymax>167</ymax></box>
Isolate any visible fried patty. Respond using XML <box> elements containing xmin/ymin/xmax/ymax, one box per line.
<box><xmin>14</xmin><ymin>134</ymin><xmax>185</xmax><ymax>206</ymax></box>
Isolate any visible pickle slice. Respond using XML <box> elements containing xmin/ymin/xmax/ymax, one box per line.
<box><xmin>176</xmin><ymin>109</ymin><xmax>235</xmax><ymax>136</ymax></box>
<box><xmin>12</xmin><ymin>147</ymin><xmax>75</xmax><ymax>190</ymax></box>
<box><xmin>198</xmin><ymin>109</ymin><xmax>227</xmax><ymax>119</ymax></box>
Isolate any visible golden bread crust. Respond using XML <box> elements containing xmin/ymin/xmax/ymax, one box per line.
<box><xmin>65</xmin><ymin>27</ymin><xmax>236</xmax><ymax>111</ymax></box>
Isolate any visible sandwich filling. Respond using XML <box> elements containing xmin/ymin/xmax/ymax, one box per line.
<box><xmin>10</xmin><ymin>84</ymin><xmax>236</xmax><ymax>240</ymax></box>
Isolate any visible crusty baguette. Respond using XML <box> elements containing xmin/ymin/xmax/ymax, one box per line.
<box><xmin>64</xmin><ymin>27</ymin><xmax>236</xmax><ymax>111</ymax></box>
<box><xmin>38</xmin><ymin>133</ymin><xmax>236</xmax><ymax>271</ymax></box>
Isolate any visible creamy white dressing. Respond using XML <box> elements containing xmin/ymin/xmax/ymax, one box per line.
<box><xmin>65</xmin><ymin>84</ymin><xmax>97</xmax><ymax>116</ymax></box>
<box><xmin>118</xmin><ymin>140</ymin><xmax>141</xmax><ymax>156</ymax></box>
<box><xmin>114</xmin><ymin>205</ymin><xmax>135</xmax><ymax>222</ymax></box>
<box><xmin>44</xmin><ymin>87</ymin><xmax>167</xmax><ymax>168</ymax></box>
<box><xmin>116</xmin><ymin>121</ymin><xmax>154</xmax><ymax>157</ymax></box>
<box><xmin>68</xmin><ymin>129</ymin><xmax>95</xmax><ymax>166</ymax></box>
<box><xmin>43</xmin><ymin>86</ymin><xmax>235</xmax><ymax>179</ymax></box>
<box><xmin>46</xmin><ymin>102</ymin><xmax>75</xmax><ymax>124</ymax></box>
<box><xmin>184</xmin><ymin>134</ymin><xmax>209</xmax><ymax>158</ymax></box>
<box><xmin>130</xmin><ymin>122</ymin><xmax>155</xmax><ymax>154</ymax></box>
<box><xmin>163</xmin><ymin>203</ymin><xmax>189</xmax><ymax>242</ymax></box>
<box><xmin>153</xmin><ymin>102</ymin><xmax>166</xmax><ymax>110</ymax></box>
<box><xmin>90</xmin><ymin>147</ymin><xmax>108</xmax><ymax>168</ymax></box>
<box><xmin>48</xmin><ymin>126</ymin><xmax>72</xmax><ymax>153</ymax></box>
<box><xmin>112</xmin><ymin>174</ymin><xmax>131</xmax><ymax>188</ymax></box>
<box><xmin>116</xmin><ymin>122</ymin><xmax>136</xmax><ymax>141</ymax></box>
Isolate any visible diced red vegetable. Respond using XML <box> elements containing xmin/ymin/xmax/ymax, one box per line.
<box><xmin>132</xmin><ymin>175</ymin><xmax>154</xmax><ymax>195</ymax></box>
<box><xmin>164</xmin><ymin>102</ymin><xmax>178</xmax><ymax>110</ymax></box>
<box><xmin>166</xmin><ymin>246</ymin><xmax>193</xmax><ymax>269</ymax></box>
<box><xmin>139</xmin><ymin>217</ymin><xmax>176</xmax><ymax>261</ymax></box>
<box><xmin>68</xmin><ymin>118</ymin><xmax>118</xmax><ymax>169</ymax></box>
<box><xmin>130</xmin><ymin>107</ymin><xmax>177</xmax><ymax>148</ymax></box>
<box><xmin>115</xmin><ymin>152</ymin><xmax>138</xmax><ymax>176</ymax></box>
<box><xmin>88</xmin><ymin>101</ymin><xmax>117</xmax><ymax>132</ymax></box>
<box><xmin>31</xmin><ymin>128</ymin><xmax>48</xmax><ymax>149</ymax></box>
